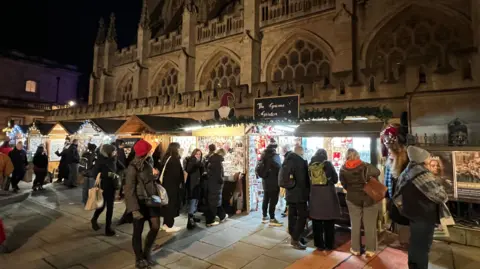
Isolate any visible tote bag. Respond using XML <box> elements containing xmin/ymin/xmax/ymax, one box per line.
<box><xmin>84</xmin><ymin>176</ymin><xmax>104</xmax><ymax>211</ymax></box>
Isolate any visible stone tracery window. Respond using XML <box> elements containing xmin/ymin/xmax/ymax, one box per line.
<box><xmin>272</xmin><ymin>40</ymin><xmax>331</xmax><ymax>83</ymax></box>
<box><xmin>156</xmin><ymin>68</ymin><xmax>178</xmax><ymax>95</ymax></box>
<box><xmin>205</xmin><ymin>55</ymin><xmax>241</xmax><ymax>90</ymax></box>
<box><xmin>120</xmin><ymin>77</ymin><xmax>133</xmax><ymax>101</ymax></box>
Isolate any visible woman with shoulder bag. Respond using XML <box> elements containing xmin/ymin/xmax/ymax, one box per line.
<box><xmin>185</xmin><ymin>148</ymin><xmax>204</xmax><ymax>229</ymax></box>
<box><xmin>339</xmin><ymin>148</ymin><xmax>381</xmax><ymax>258</ymax></box>
<box><xmin>91</xmin><ymin>144</ymin><xmax>118</xmax><ymax>237</ymax></box>
<box><xmin>125</xmin><ymin>139</ymin><xmax>162</xmax><ymax>269</ymax></box>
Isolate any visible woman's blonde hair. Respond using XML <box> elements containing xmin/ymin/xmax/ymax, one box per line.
<box><xmin>217</xmin><ymin>148</ymin><xmax>226</xmax><ymax>156</ymax></box>
<box><xmin>346</xmin><ymin>148</ymin><xmax>360</xmax><ymax>161</ymax></box>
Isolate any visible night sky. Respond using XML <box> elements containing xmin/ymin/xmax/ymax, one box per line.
<box><xmin>1</xmin><ymin>0</ymin><xmax>143</xmax><ymax>102</ymax></box>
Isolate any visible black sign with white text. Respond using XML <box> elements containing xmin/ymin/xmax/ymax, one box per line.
<box><xmin>254</xmin><ymin>95</ymin><xmax>299</xmax><ymax>120</ymax></box>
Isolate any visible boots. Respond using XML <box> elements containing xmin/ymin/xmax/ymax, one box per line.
<box><xmin>91</xmin><ymin>219</ymin><xmax>100</xmax><ymax>231</ymax></box>
<box><xmin>187</xmin><ymin>214</ymin><xmax>196</xmax><ymax>230</ymax></box>
<box><xmin>291</xmin><ymin>239</ymin><xmax>307</xmax><ymax>250</ymax></box>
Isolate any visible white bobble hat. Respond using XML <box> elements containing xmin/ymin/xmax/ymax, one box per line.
<box><xmin>407</xmin><ymin>146</ymin><xmax>430</xmax><ymax>163</ymax></box>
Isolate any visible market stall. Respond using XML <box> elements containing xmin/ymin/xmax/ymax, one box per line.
<box><xmin>46</xmin><ymin>122</ymin><xmax>71</xmax><ymax>173</ymax></box>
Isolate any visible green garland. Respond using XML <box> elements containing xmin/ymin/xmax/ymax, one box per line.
<box><xmin>197</xmin><ymin>106</ymin><xmax>393</xmax><ymax>127</ymax></box>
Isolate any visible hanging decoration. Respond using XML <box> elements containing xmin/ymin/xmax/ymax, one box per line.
<box><xmin>198</xmin><ymin>106</ymin><xmax>393</xmax><ymax>127</ymax></box>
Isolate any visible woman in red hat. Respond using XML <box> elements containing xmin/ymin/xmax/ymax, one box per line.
<box><xmin>124</xmin><ymin>139</ymin><xmax>161</xmax><ymax>269</ymax></box>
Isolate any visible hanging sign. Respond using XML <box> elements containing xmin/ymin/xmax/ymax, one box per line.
<box><xmin>253</xmin><ymin>95</ymin><xmax>299</xmax><ymax>121</ymax></box>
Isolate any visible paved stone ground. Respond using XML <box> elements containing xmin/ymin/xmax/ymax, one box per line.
<box><xmin>0</xmin><ymin>182</ymin><xmax>479</xmax><ymax>269</ymax></box>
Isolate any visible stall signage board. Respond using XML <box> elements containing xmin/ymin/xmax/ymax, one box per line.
<box><xmin>254</xmin><ymin>95</ymin><xmax>299</xmax><ymax>121</ymax></box>
<box><xmin>123</xmin><ymin>138</ymin><xmax>140</xmax><ymax>148</ymax></box>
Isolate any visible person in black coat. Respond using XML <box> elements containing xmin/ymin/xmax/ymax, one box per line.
<box><xmin>282</xmin><ymin>145</ymin><xmax>310</xmax><ymax>250</ymax></box>
<box><xmin>116</xmin><ymin>140</ymin><xmax>127</xmax><ymax>199</ymax></box>
<box><xmin>55</xmin><ymin>138</ymin><xmax>70</xmax><ymax>183</ymax></box>
<box><xmin>32</xmin><ymin>145</ymin><xmax>49</xmax><ymax>191</ymax></box>
<box><xmin>64</xmin><ymin>139</ymin><xmax>80</xmax><ymax>188</ymax></box>
<box><xmin>8</xmin><ymin>141</ymin><xmax>28</xmax><ymax>193</ymax></box>
<box><xmin>159</xmin><ymin>142</ymin><xmax>185</xmax><ymax>233</ymax></box>
<box><xmin>91</xmin><ymin>144</ymin><xmax>118</xmax><ymax>237</ymax></box>
<box><xmin>81</xmin><ymin>143</ymin><xmax>97</xmax><ymax>205</ymax></box>
<box><xmin>205</xmin><ymin>148</ymin><xmax>228</xmax><ymax>227</ymax></box>
<box><xmin>258</xmin><ymin>142</ymin><xmax>283</xmax><ymax>226</ymax></box>
<box><xmin>152</xmin><ymin>144</ymin><xmax>163</xmax><ymax>170</ymax></box>
<box><xmin>184</xmin><ymin>148</ymin><xmax>204</xmax><ymax>229</ymax></box>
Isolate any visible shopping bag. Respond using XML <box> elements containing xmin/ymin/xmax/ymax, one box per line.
<box><xmin>0</xmin><ymin>218</ymin><xmax>6</xmax><ymax>245</ymax></box>
<box><xmin>433</xmin><ymin>216</ymin><xmax>455</xmax><ymax>239</ymax></box>
<box><xmin>84</xmin><ymin>176</ymin><xmax>104</xmax><ymax>211</ymax></box>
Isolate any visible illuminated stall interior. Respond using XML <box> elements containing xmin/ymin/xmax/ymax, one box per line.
<box><xmin>47</xmin><ymin>122</ymin><xmax>71</xmax><ymax>173</ymax></box>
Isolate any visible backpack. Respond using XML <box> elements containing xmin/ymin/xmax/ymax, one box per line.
<box><xmin>309</xmin><ymin>162</ymin><xmax>328</xmax><ymax>185</ymax></box>
<box><xmin>255</xmin><ymin>159</ymin><xmax>268</xmax><ymax>179</ymax></box>
<box><xmin>278</xmin><ymin>162</ymin><xmax>295</xmax><ymax>189</ymax></box>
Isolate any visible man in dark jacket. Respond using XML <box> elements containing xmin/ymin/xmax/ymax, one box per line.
<box><xmin>55</xmin><ymin>138</ymin><xmax>71</xmax><ymax>183</ymax></box>
<box><xmin>116</xmin><ymin>140</ymin><xmax>127</xmax><ymax>200</ymax></box>
<box><xmin>81</xmin><ymin>143</ymin><xmax>97</xmax><ymax>205</ymax></box>
<box><xmin>8</xmin><ymin>141</ymin><xmax>28</xmax><ymax>193</ymax></box>
<box><xmin>258</xmin><ymin>142</ymin><xmax>283</xmax><ymax>226</ymax></box>
<box><xmin>282</xmin><ymin>145</ymin><xmax>310</xmax><ymax>250</ymax></box>
<box><xmin>64</xmin><ymin>139</ymin><xmax>80</xmax><ymax>188</ymax></box>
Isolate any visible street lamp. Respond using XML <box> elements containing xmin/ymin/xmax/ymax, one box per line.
<box><xmin>68</xmin><ymin>100</ymin><xmax>76</xmax><ymax>107</ymax></box>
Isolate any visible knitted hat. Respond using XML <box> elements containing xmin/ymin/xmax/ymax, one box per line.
<box><xmin>134</xmin><ymin>139</ymin><xmax>152</xmax><ymax>157</ymax></box>
<box><xmin>407</xmin><ymin>146</ymin><xmax>430</xmax><ymax>164</ymax></box>
<box><xmin>87</xmin><ymin>143</ymin><xmax>97</xmax><ymax>152</ymax></box>
<box><xmin>267</xmin><ymin>138</ymin><xmax>278</xmax><ymax>149</ymax></box>
<box><xmin>101</xmin><ymin>144</ymin><xmax>116</xmax><ymax>158</ymax></box>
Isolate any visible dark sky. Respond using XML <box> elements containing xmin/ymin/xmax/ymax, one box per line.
<box><xmin>1</xmin><ymin>0</ymin><xmax>143</xmax><ymax>101</ymax></box>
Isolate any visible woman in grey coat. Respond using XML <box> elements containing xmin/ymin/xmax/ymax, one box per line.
<box><xmin>309</xmin><ymin>149</ymin><xmax>341</xmax><ymax>250</ymax></box>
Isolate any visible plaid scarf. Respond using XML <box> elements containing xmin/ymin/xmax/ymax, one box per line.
<box><xmin>384</xmin><ymin>165</ymin><xmax>393</xmax><ymax>198</ymax></box>
<box><xmin>394</xmin><ymin>162</ymin><xmax>452</xmax><ymax>221</ymax></box>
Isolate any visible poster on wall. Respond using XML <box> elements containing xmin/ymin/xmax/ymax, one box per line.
<box><xmin>429</xmin><ymin>151</ymin><xmax>456</xmax><ymax>199</ymax></box>
<box><xmin>253</xmin><ymin>95</ymin><xmax>299</xmax><ymax>121</ymax></box>
<box><xmin>454</xmin><ymin>151</ymin><xmax>480</xmax><ymax>200</ymax></box>
<box><xmin>49</xmin><ymin>140</ymin><xmax>65</xmax><ymax>162</ymax></box>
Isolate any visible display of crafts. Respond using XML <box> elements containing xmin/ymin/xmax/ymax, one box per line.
<box><xmin>172</xmin><ymin>136</ymin><xmax>197</xmax><ymax>162</ymax></box>
<box><xmin>197</xmin><ymin>136</ymin><xmax>245</xmax><ymax>177</ymax></box>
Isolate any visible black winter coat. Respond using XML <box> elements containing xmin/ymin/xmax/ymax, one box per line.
<box><xmin>33</xmin><ymin>153</ymin><xmax>48</xmax><ymax>172</ymax></box>
<box><xmin>283</xmin><ymin>152</ymin><xmax>310</xmax><ymax>203</ymax></box>
<box><xmin>185</xmin><ymin>156</ymin><xmax>204</xmax><ymax>200</ymax></box>
<box><xmin>309</xmin><ymin>155</ymin><xmax>341</xmax><ymax>220</ymax></box>
<box><xmin>159</xmin><ymin>156</ymin><xmax>185</xmax><ymax>218</ymax></box>
<box><xmin>260</xmin><ymin>148</ymin><xmax>281</xmax><ymax>192</ymax></box>
<box><xmin>92</xmin><ymin>152</ymin><xmax>117</xmax><ymax>192</ymax></box>
<box><xmin>124</xmin><ymin>156</ymin><xmax>159</xmax><ymax>213</ymax></box>
<box><xmin>9</xmin><ymin>148</ymin><xmax>28</xmax><ymax>172</ymax></box>
<box><xmin>206</xmin><ymin>153</ymin><xmax>224</xmax><ymax>207</ymax></box>
<box><xmin>64</xmin><ymin>144</ymin><xmax>80</xmax><ymax>165</ymax></box>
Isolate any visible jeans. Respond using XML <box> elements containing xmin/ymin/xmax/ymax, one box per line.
<box><xmin>312</xmin><ymin>219</ymin><xmax>335</xmax><ymax>249</ymax></box>
<box><xmin>288</xmin><ymin>202</ymin><xmax>308</xmax><ymax>241</ymax></box>
<box><xmin>92</xmin><ymin>187</ymin><xmax>115</xmax><ymax>229</ymax></box>
<box><xmin>188</xmin><ymin>199</ymin><xmax>199</xmax><ymax>215</ymax></box>
<box><xmin>408</xmin><ymin>220</ymin><xmax>435</xmax><ymax>269</ymax></box>
<box><xmin>346</xmin><ymin>200</ymin><xmax>379</xmax><ymax>252</ymax></box>
<box><xmin>205</xmin><ymin>205</ymin><xmax>226</xmax><ymax>224</ymax></box>
<box><xmin>263</xmin><ymin>189</ymin><xmax>280</xmax><ymax>219</ymax></box>
<box><xmin>33</xmin><ymin>171</ymin><xmax>47</xmax><ymax>188</ymax></box>
<box><xmin>82</xmin><ymin>177</ymin><xmax>95</xmax><ymax>205</ymax></box>
<box><xmin>133</xmin><ymin>216</ymin><xmax>160</xmax><ymax>261</ymax></box>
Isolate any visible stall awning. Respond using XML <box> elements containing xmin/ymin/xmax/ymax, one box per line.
<box><xmin>34</xmin><ymin>123</ymin><xmax>55</xmax><ymax>136</ymax></box>
<box><xmin>91</xmin><ymin>119</ymin><xmax>126</xmax><ymax>134</ymax></box>
<box><xmin>116</xmin><ymin>115</ymin><xmax>197</xmax><ymax>134</ymax></box>
<box><xmin>294</xmin><ymin>122</ymin><xmax>385</xmax><ymax>137</ymax></box>
<box><xmin>59</xmin><ymin>121</ymin><xmax>83</xmax><ymax>135</ymax></box>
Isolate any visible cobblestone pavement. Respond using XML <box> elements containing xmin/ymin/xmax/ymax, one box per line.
<box><xmin>1</xmin><ymin>182</ymin><xmax>479</xmax><ymax>269</ymax></box>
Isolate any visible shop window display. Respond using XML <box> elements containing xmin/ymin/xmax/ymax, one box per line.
<box><xmin>171</xmin><ymin>136</ymin><xmax>197</xmax><ymax>164</ymax></box>
<box><xmin>197</xmin><ymin>136</ymin><xmax>245</xmax><ymax>177</ymax></box>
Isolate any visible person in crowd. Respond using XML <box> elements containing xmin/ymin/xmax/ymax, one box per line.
<box><xmin>394</xmin><ymin>146</ymin><xmax>450</xmax><ymax>269</ymax></box>
<box><xmin>184</xmin><ymin>148</ymin><xmax>204</xmax><ymax>229</ymax></box>
<box><xmin>159</xmin><ymin>142</ymin><xmax>184</xmax><ymax>232</ymax></box>
<box><xmin>339</xmin><ymin>148</ymin><xmax>381</xmax><ymax>258</ymax></box>
<box><xmin>118</xmin><ymin>141</ymin><xmax>138</xmax><ymax>226</ymax></box>
<box><xmin>152</xmin><ymin>144</ymin><xmax>163</xmax><ymax>170</ymax></box>
<box><xmin>91</xmin><ymin>144</ymin><xmax>118</xmax><ymax>237</ymax></box>
<box><xmin>116</xmin><ymin>140</ymin><xmax>127</xmax><ymax>200</ymax></box>
<box><xmin>232</xmin><ymin>172</ymin><xmax>244</xmax><ymax>215</ymax></box>
<box><xmin>0</xmin><ymin>139</ymin><xmax>13</xmax><ymax>155</ymax></box>
<box><xmin>124</xmin><ymin>139</ymin><xmax>161</xmax><ymax>269</ymax></box>
<box><xmin>0</xmin><ymin>151</ymin><xmax>14</xmax><ymax>191</ymax></box>
<box><xmin>309</xmin><ymin>149</ymin><xmax>341</xmax><ymax>250</ymax></box>
<box><xmin>8</xmin><ymin>141</ymin><xmax>28</xmax><ymax>193</ymax></box>
<box><xmin>81</xmin><ymin>143</ymin><xmax>97</xmax><ymax>205</ymax></box>
<box><xmin>256</xmin><ymin>140</ymin><xmax>283</xmax><ymax>226</ymax></box>
<box><xmin>64</xmin><ymin>139</ymin><xmax>80</xmax><ymax>188</ymax></box>
<box><xmin>55</xmin><ymin>137</ymin><xmax>71</xmax><ymax>183</ymax></box>
<box><xmin>205</xmin><ymin>148</ymin><xmax>228</xmax><ymax>226</ymax></box>
<box><xmin>282</xmin><ymin>145</ymin><xmax>310</xmax><ymax>249</ymax></box>
<box><xmin>32</xmin><ymin>145</ymin><xmax>49</xmax><ymax>191</ymax></box>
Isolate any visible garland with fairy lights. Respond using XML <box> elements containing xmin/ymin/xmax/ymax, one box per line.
<box><xmin>197</xmin><ymin>106</ymin><xmax>393</xmax><ymax>127</ymax></box>
<box><xmin>76</xmin><ymin>120</ymin><xmax>104</xmax><ymax>134</ymax></box>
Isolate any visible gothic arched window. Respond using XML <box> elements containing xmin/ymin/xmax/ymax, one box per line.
<box><xmin>156</xmin><ymin>68</ymin><xmax>178</xmax><ymax>95</ymax></box>
<box><xmin>121</xmin><ymin>77</ymin><xmax>133</xmax><ymax>101</ymax></box>
<box><xmin>272</xmin><ymin>40</ymin><xmax>331</xmax><ymax>83</ymax></box>
<box><xmin>205</xmin><ymin>55</ymin><xmax>241</xmax><ymax>90</ymax></box>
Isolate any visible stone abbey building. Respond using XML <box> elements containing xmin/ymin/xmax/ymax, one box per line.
<box><xmin>48</xmin><ymin>0</ymin><xmax>480</xmax><ymax>140</ymax></box>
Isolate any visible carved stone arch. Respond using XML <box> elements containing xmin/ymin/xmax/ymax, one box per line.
<box><xmin>363</xmin><ymin>4</ymin><xmax>472</xmax><ymax>81</ymax></box>
<box><xmin>263</xmin><ymin>29</ymin><xmax>335</xmax><ymax>83</ymax></box>
<box><xmin>150</xmin><ymin>61</ymin><xmax>180</xmax><ymax>96</ymax></box>
<box><xmin>116</xmin><ymin>74</ymin><xmax>134</xmax><ymax>102</ymax></box>
<box><xmin>197</xmin><ymin>47</ymin><xmax>241</xmax><ymax>91</ymax></box>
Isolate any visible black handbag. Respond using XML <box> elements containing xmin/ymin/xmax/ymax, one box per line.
<box><xmin>387</xmin><ymin>199</ymin><xmax>410</xmax><ymax>225</ymax></box>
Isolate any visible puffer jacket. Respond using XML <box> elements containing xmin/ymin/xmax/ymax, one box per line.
<box><xmin>339</xmin><ymin>160</ymin><xmax>381</xmax><ymax>207</ymax></box>
<box><xmin>124</xmin><ymin>156</ymin><xmax>158</xmax><ymax>213</ymax></box>
<box><xmin>283</xmin><ymin>152</ymin><xmax>310</xmax><ymax>203</ymax></box>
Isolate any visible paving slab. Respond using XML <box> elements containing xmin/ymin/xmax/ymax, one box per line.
<box><xmin>242</xmin><ymin>255</ymin><xmax>291</xmax><ymax>269</ymax></box>
<box><xmin>205</xmin><ymin>242</ymin><xmax>267</xmax><ymax>269</ymax></box>
<box><xmin>179</xmin><ymin>241</ymin><xmax>222</xmax><ymax>259</ymax></box>
<box><xmin>165</xmin><ymin>255</ymin><xmax>211</xmax><ymax>269</ymax></box>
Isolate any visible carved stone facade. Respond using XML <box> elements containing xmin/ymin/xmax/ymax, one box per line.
<box><xmin>49</xmin><ymin>0</ymin><xmax>480</xmax><ymax>141</ymax></box>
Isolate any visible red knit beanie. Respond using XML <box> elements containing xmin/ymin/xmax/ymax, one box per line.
<box><xmin>134</xmin><ymin>139</ymin><xmax>152</xmax><ymax>157</ymax></box>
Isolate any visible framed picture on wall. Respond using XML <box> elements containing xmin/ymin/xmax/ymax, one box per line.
<box><xmin>429</xmin><ymin>151</ymin><xmax>456</xmax><ymax>199</ymax></box>
<box><xmin>454</xmin><ymin>151</ymin><xmax>480</xmax><ymax>201</ymax></box>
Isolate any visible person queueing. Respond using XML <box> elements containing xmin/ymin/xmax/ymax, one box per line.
<box><xmin>116</xmin><ymin>140</ymin><xmax>127</xmax><ymax>200</ymax></box>
<box><xmin>205</xmin><ymin>148</ymin><xmax>228</xmax><ymax>227</ymax></box>
<box><xmin>117</xmin><ymin>141</ymin><xmax>138</xmax><ymax>226</ymax></box>
<box><xmin>124</xmin><ymin>139</ymin><xmax>161</xmax><ymax>269</ymax></box>
<box><xmin>81</xmin><ymin>143</ymin><xmax>97</xmax><ymax>205</ymax></box>
<box><xmin>256</xmin><ymin>140</ymin><xmax>283</xmax><ymax>226</ymax></box>
<box><xmin>32</xmin><ymin>145</ymin><xmax>49</xmax><ymax>191</ymax></box>
<box><xmin>55</xmin><ymin>137</ymin><xmax>71</xmax><ymax>183</ymax></box>
<box><xmin>64</xmin><ymin>139</ymin><xmax>80</xmax><ymax>188</ymax></box>
<box><xmin>308</xmin><ymin>149</ymin><xmax>341</xmax><ymax>250</ymax></box>
<box><xmin>281</xmin><ymin>145</ymin><xmax>310</xmax><ymax>250</ymax></box>
<box><xmin>185</xmin><ymin>148</ymin><xmax>204</xmax><ymax>229</ymax></box>
<box><xmin>340</xmin><ymin>148</ymin><xmax>381</xmax><ymax>258</ymax></box>
<box><xmin>159</xmin><ymin>142</ymin><xmax>184</xmax><ymax>232</ymax></box>
<box><xmin>91</xmin><ymin>144</ymin><xmax>118</xmax><ymax>237</ymax></box>
<box><xmin>8</xmin><ymin>141</ymin><xmax>28</xmax><ymax>193</ymax></box>
<box><xmin>0</xmin><ymin>151</ymin><xmax>14</xmax><ymax>191</ymax></box>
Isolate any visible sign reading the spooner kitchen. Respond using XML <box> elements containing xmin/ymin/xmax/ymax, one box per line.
<box><xmin>254</xmin><ymin>95</ymin><xmax>299</xmax><ymax>121</ymax></box>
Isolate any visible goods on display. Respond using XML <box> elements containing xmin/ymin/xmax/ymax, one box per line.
<box><xmin>172</xmin><ymin>136</ymin><xmax>197</xmax><ymax>162</ymax></box>
<box><xmin>454</xmin><ymin>151</ymin><xmax>480</xmax><ymax>200</ymax></box>
<box><xmin>428</xmin><ymin>151</ymin><xmax>455</xmax><ymax>199</ymax></box>
<box><xmin>197</xmin><ymin>136</ymin><xmax>245</xmax><ymax>177</ymax></box>
<box><xmin>49</xmin><ymin>139</ymin><xmax>65</xmax><ymax>162</ymax></box>
<box><xmin>27</xmin><ymin>137</ymin><xmax>46</xmax><ymax>161</ymax></box>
